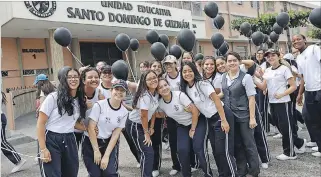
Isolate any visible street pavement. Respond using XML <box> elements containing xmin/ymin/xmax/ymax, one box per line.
<box><xmin>1</xmin><ymin>112</ymin><xmax>320</xmax><ymax>177</ymax></box>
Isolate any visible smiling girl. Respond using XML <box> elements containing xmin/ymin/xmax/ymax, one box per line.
<box><xmin>202</xmin><ymin>56</ymin><xmax>222</xmax><ymax>94</ymax></box>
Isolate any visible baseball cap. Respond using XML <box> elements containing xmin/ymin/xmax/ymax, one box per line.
<box><xmin>283</xmin><ymin>53</ymin><xmax>294</xmax><ymax>60</ymax></box>
<box><xmin>163</xmin><ymin>55</ymin><xmax>177</xmax><ymax>63</ymax></box>
<box><xmin>112</xmin><ymin>79</ymin><xmax>128</xmax><ymax>91</ymax></box>
<box><xmin>263</xmin><ymin>49</ymin><xmax>280</xmax><ymax>58</ymax></box>
<box><xmin>101</xmin><ymin>65</ymin><xmax>112</xmax><ymax>74</ymax></box>
<box><xmin>33</xmin><ymin>74</ymin><xmax>48</xmax><ymax>85</ymax></box>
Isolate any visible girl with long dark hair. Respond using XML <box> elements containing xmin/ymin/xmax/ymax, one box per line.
<box><xmin>125</xmin><ymin>70</ymin><xmax>159</xmax><ymax>177</ymax></box>
<box><xmin>202</xmin><ymin>56</ymin><xmax>222</xmax><ymax>94</ymax></box>
<box><xmin>37</xmin><ymin>67</ymin><xmax>87</xmax><ymax>177</ymax></box>
<box><xmin>83</xmin><ymin>79</ymin><xmax>129</xmax><ymax>176</ymax></box>
<box><xmin>255</xmin><ymin>49</ymin><xmax>306</xmax><ymax>160</ymax></box>
<box><xmin>180</xmin><ymin>61</ymin><xmax>237</xmax><ymax>177</ymax></box>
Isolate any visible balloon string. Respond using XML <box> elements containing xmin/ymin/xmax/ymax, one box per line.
<box><xmin>0</xmin><ymin>147</ymin><xmax>48</xmax><ymax>160</ymax></box>
<box><xmin>66</xmin><ymin>46</ymin><xmax>84</xmax><ymax>67</ymax></box>
<box><xmin>124</xmin><ymin>51</ymin><xmax>137</xmax><ymax>83</ymax></box>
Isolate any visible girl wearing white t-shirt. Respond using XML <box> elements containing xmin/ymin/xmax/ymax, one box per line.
<box><xmin>180</xmin><ymin>61</ymin><xmax>236</xmax><ymax>177</ymax></box>
<box><xmin>83</xmin><ymin>79</ymin><xmax>129</xmax><ymax>176</ymax></box>
<box><xmin>255</xmin><ymin>49</ymin><xmax>306</xmax><ymax>161</ymax></box>
<box><xmin>202</xmin><ymin>56</ymin><xmax>222</xmax><ymax>94</ymax></box>
<box><xmin>37</xmin><ymin>67</ymin><xmax>87</xmax><ymax>177</ymax></box>
<box><xmin>126</xmin><ymin>70</ymin><xmax>159</xmax><ymax>177</ymax></box>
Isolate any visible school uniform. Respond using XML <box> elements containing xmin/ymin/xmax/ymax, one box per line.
<box><xmin>125</xmin><ymin>91</ymin><xmax>159</xmax><ymax>177</ymax></box>
<box><xmin>82</xmin><ymin>99</ymin><xmax>128</xmax><ymax>177</ymax></box>
<box><xmin>221</xmin><ymin>71</ymin><xmax>260</xmax><ymax>177</ymax></box>
<box><xmin>159</xmin><ymin>91</ymin><xmax>206</xmax><ymax>177</ymax></box>
<box><xmin>263</xmin><ymin>65</ymin><xmax>305</xmax><ymax>157</ymax></box>
<box><xmin>40</xmin><ymin>92</ymin><xmax>80</xmax><ymax>177</ymax></box>
<box><xmin>186</xmin><ymin>81</ymin><xmax>237</xmax><ymax>177</ymax></box>
<box><xmin>296</xmin><ymin>45</ymin><xmax>321</xmax><ymax>153</ymax></box>
<box><xmin>204</xmin><ymin>73</ymin><xmax>222</xmax><ymax>90</ymax></box>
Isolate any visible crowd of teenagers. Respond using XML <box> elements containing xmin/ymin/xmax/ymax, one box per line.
<box><xmin>1</xmin><ymin>34</ymin><xmax>320</xmax><ymax>177</ymax></box>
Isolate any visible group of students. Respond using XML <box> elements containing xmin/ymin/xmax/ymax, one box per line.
<box><xmin>6</xmin><ymin>33</ymin><xmax>315</xmax><ymax>177</ymax></box>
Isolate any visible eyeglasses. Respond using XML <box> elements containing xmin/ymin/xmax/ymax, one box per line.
<box><xmin>67</xmin><ymin>76</ymin><xmax>80</xmax><ymax>80</ymax></box>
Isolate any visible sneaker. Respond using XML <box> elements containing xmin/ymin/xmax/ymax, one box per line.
<box><xmin>152</xmin><ymin>170</ymin><xmax>160</xmax><ymax>177</ymax></box>
<box><xmin>11</xmin><ymin>159</ymin><xmax>27</xmax><ymax>173</ymax></box>
<box><xmin>169</xmin><ymin>169</ymin><xmax>178</xmax><ymax>176</ymax></box>
<box><xmin>273</xmin><ymin>133</ymin><xmax>282</xmax><ymax>139</ymax></box>
<box><xmin>296</xmin><ymin>139</ymin><xmax>306</xmax><ymax>154</ymax></box>
<box><xmin>261</xmin><ymin>163</ymin><xmax>268</xmax><ymax>169</ymax></box>
<box><xmin>307</xmin><ymin>142</ymin><xmax>317</xmax><ymax>147</ymax></box>
<box><xmin>191</xmin><ymin>168</ymin><xmax>198</xmax><ymax>172</ymax></box>
<box><xmin>136</xmin><ymin>163</ymin><xmax>141</xmax><ymax>168</ymax></box>
<box><xmin>163</xmin><ymin>142</ymin><xmax>170</xmax><ymax>151</ymax></box>
<box><xmin>312</xmin><ymin>147</ymin><xmax>319</xmax><ymax>152</ymax></box>
<box><xmin>312</xmin><ymin>152</ymin><xmax>321</xmax><ymax>157</ymax></box>
<box><xmin>276</xmin><ymin>154</ymin><xmax>297</xmax><ymax>161</ymax></box>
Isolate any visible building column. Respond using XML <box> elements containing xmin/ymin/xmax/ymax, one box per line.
<box><xmin>16</xmin><ymin>38</ymin><xmax>25</xmax><ymax>87</ymax></box>
<box><xmin>48</xmin><ymin>29</ymin><xmax>64</xmax><ymax>83</ymax></box>
<box><xmin>71</xmin><ymin>38</ymin><xmax>82</xmax><ymax>69</ymax></box>
<box><xmin>193</xmin><ymin>40</ymin><xmax>200</xmax><ymax>54</ymax></box>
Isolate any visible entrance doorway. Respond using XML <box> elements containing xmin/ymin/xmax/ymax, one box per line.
<box><xmin>79</xmin><ymin>42</ymin><xmax>123</xmax><ymax>67</ymax></box>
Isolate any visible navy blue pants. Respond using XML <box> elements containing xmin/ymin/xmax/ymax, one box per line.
<box><xmin>126</xmin><ymin>119</ymin><xmax>154</xmax><ymax>177</ymax></box>
<box><xmin>43</xmin><ymin>131</ymin><xmax>79</xmax><ymax>177</ymax></box>
<box><xmin>122</xmin><ymin>129</ymin><xmax>140</xmax><ymax>163</ymax></box>
<box><xmin>82</xmin><ymin>136</ymin><xmax>119</xmax><ymax>177</ymax></box>
<box><xmin>151</xmin><ymin>118</ymin><xmax>163</xmax><ymax>171</ymax></box>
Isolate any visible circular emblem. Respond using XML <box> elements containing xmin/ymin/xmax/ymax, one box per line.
<box><xmin>24</xmin><ymin>1</ymin><xmax>56</xmax><ymax>18</ymax></box>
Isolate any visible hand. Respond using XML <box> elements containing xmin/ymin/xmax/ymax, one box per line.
<box><xmin>184</xmin><ymin>105</ymin><xmax>192</xmax><ymax>112</ymax></box>
<box><xmin>263</xmin><ymin>90</ymin><xmax>267</xmax><ymax>95</ymax></box>
<box><xmin>249</xmin><ymin>118</ymin><xmax>257</xmax><ymax>129</ymax></box>
<box><xmin>189</xmin><ymin>129</ymin><xmax>195</xmax><ymax>138</ymax></box>
<box><xmin>98</xmin><ymin>89</ymin><xmax>105</xmax><ymax>100</ymax></box>
<box><xmin>40</xmin><ymin>148</ymin><xmax>51</xmax><ymax>163</ymax></box>
<box><xmin>274</xmin><ymin>93</ymin><xmax>284</xmax><ymax>99</ymax></box>
<box><xmin>297</xmin><ymin>94</ymin><xmax>303</xmax><ymax>106</ymax></box>
<box><xmin>143</xmin><ymin>133</ymin><xmax>152</xmax><ymax>146</ymax></box>
<box><xmin>94</xmin><ymin>149</ymin><xmax>102</xmax><ymax>165</ymax></box>
<box><xmin>221</xmin><ymin>120</ymin><xmax>230</xmax><ymax>133</ymax></box>
<box><xmin>149</xmin><ymin>128</ymin><xmax>154</xmax><ymax>136</ymax></box>
<box><xmin>100</xmin><ymin>154</ymin><xmax>110</xmax><ymax>170</ymax></box>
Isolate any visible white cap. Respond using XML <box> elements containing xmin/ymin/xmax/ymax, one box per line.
<box><xmin>283</xmin><ymin>53</ymin><xmax>294</xmax><ymax>60</ymax></box>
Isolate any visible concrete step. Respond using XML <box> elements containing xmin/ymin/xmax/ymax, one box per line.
<box><xmin>7</xmin><ymin>134</ymin><xmax>36</xmax><ymax>147</ymax></box>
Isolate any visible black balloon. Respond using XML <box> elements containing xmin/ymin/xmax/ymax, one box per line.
<box><xmin>54</xmin><ymin>27</ymin><xmax>72</xmax><ymax>47</ymax></box>
<box><xmin>211</xmin><ymin>33</ymin><xmax>224</xmax><ymax>49</ymax></box>
<box><xmin>177</xmin><ymin>29</ymin><xmax>196</xmax><ymax>52</ymax></box>
<box><xmin>276</xmin><ymin>12</ymin><xmax>290</xmax><ymax>28</ymax></box>
<box><xmin>245</xmin><ymin>31</ymin><xmax>252</xmax><ymax>38</ymax></box>
<box><xmin>112</xmin><ymin>60</ymin><xmax>129</xmax><ymax>81</ymax></box>
<box><xmin>169</xmin><ymin>45</ymin><xmax>182</xmax><ymax>59</ymax></box>
<box><xmin>151</xmin><ymin>42</ymin><xmax>167</xmax><ymax>61</ymax></box>
<box><xmin>58</xmin><ymin>66</ymin><xmax>71</xmax><ymax>81</ymax></box>
<box><xmin>204</xmin><ymin>2</ymin><xmax>218</xmax><ymax>18</ymax></box>
<box><xmin>240</xmin><ymin>22</ymin><xmax>251</xmax><ymax>36</ymax></box>
<box><xmin>213</xmin><ymin>15</ymin><xmax>225</xmax><ymax>29</ymax></box>
<box><xmin>251</xmin><ymin>31</ymin><xmax>264</xmax><ymax>46</ymax></box>
<box><xmin>309</xmin><ymin>8</ymin><xmax>321</xmax><ymax>28</ymax></box>
<box><xmin>115</xmin><ymin>33</ymin><xmax>130</xmax><ymax>52</ymax></box>
<box><xmin>263</xmin><ymin>34</ymin><xmax>269</xmax><ymax>43</ymax></box>
<box><xmin>194</xmin><ymin>53</ymin><xmax>204</xmax><ymax>61</ymax></box>
<box><xmin>273</xmin><ymin>23</ymin><xmax>283</xmax><ymax>34</ymax></box>
<box><xmin>158</xmin><ymin>34</ymin><xmax>169</xmax><ymax>48</ymax></box>
<box><xmin>218</xmin><ymin>41</ymin><xmax>229</xmax><ymax>56</ymax></box>
<box><xmin>269</xmin><ymin>31</ymin><xmax>279</xmax><ymax>43</ymax></box>
<box><xmin>146</xmin><ymin>30</ymin><xmax>159</xmax><ymax>44</ymax></box>
<box><xmin>130</xmin><ymin>39</ymin><xmax>139</xmax><ymax>51</ymax></box>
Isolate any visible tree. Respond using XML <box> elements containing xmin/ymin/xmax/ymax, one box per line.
<box><xmin>308</xmin><ymin>27</ymin><xmax>321</xmax><ymax>39</ymax></box>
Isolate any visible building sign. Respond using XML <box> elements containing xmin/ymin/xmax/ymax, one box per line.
<box><xmin>24</xmin><ymin>1</ymin><xmax>56</xmax><ymax>18</ymax></box>
<box><xmin>22</xmin><ymin>49</ymin><xmax>45</xmax><ymax>53</ymax></box>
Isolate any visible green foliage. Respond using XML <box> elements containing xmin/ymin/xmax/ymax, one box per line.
<box><xmin>308</xmin><ymin>27</ymin><xmax>321</xmax><ymax>39</ymax></box>
<box><xmin>231</xmin><ymin>10</ymin><xmax>311</xmax><ymax>36</ymax></box>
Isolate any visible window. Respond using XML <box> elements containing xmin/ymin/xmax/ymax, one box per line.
<box><xmin>182</xmin><ymin>1</ymin><xmax>192</xmax><ymax>10</ymax></box>
<box><xmin>199</xmin><ymin>45</ymin><xmax>203</xmax><ymax>53</ymax></box>
<box><xmin>23</xmin><ymin>69</ymin><xmax>35</xmax><ymax>76</ymax></box>
<box><xmin>235</xmin><ymin>46</ymin><xmax>247</xmax><ymax>58</ymax></box>
<box><xmin>159</xmin><ymin>1</ymin><xmax>173</xmax><ymax>7</ymax></box>
<box><xmin>1</xmin><ymin>71</ymin><xmax>8</xmax><ymax>77</ymax></box>
<box><xmin>251</xmin><ymin>1</ymin><xmax>259</xmax><ymax>9</ymax></box>
<box><xmin>264</xmin><ymin>1</ymin><xmax>275</xmax><ymax>11</ymax></box>
<box><xmin>191</xmin><ymin>2</ymin><xmax>202</xmax><ymax>16</ymax></box>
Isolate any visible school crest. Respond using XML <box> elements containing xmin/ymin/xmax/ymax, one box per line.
<box><xmin>24</xmin><ymin>1</ymin><xmax>56</xmax><ymax>18</ymax></box>
<box><xmin>174</xmin><ymin>105</ymin><xmax>179</xmax><ymax>111</ymax></box>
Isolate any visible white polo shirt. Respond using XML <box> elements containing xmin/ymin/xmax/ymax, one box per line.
<box><xmin>186</xmin><ymin>81</ymin><xmax>223</xmax><ymax>118</ymax></box>
<box><xmin>40</xmin><ymin>92</ymin><xmax>80</xmax><ymax>133</ymax></box>
<box><xmin>296</xmin><ymin>45</ymin><xmax>321</xmax><ymax>91</ymax></box>
<box><xmin>88</xmin><ymin>99</ymin><xmax>128</xmax><ymax>139</ymax></box>
<box><xmin>158</xmin><ymin>91</ymin><xmax>193</xmax><ymax>126</ymax></box>
<box><xmin>129</xmin><ymin>91</ymin><xmax>159</xmax><ymax>124</ymax></box>
<box><xmin>263</xmin><ymin>65</ymin><xmax>293</xmax><ymax>103</ymax></box>
<box><xmin>98</xmin><ymin>83</ymin><xmax>111</xmax><ymax>99</ymax></box>
<box><xmin>165</xmin><ymin>72</ymin><xmax>181</xmax><ymax>91</ymax></box>
<box><xmin>204</xmin><ymin>73</ymin><xmax>222</xmax><ymax>89</ymax></box>
<box><xmin>82</xmin><ymin>88</ymin><xmax>100</xmax><ymax>135</ymax></box>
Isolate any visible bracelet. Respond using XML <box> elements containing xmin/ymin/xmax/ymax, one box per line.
<box><xmin>40</xmin><ymin>148</ymin><xmax>48</xmax><ymax>152</ymax></box>
<box><xmin>190</xmin><ymin>129</ymin><xmax>195</xmax><ymax>132</ymax></box>
<box><xmin>144</xmin><ymin>129</ymin><xmax>150</xmax><ymax>135</ymax></box>
<box><xmin>149</xmin><ymin>127</ymin><xmax>154</xmax><ymax>130</ymax></box>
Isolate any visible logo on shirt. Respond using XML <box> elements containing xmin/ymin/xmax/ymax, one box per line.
<box><xmin>105</xmin><ymin>117</ymin><xmax>111</xmax><ymax>123</ymax></box>
<box><xmin>117</xmin><ymin>116</ymin><xmax>122</xmax><ymax>123</ymax></box>
<box><xmin>174</xmin><ymin>105</ymin><xmax>179</xmax><ymax>111</ymax></box>
<box><xmin>194</xmin><ymin>92</ymin><xmax>198</xmax><ymax>98</ymax></box>
<box><xmin>24</xmin><ymin>1</ymin><xmax>57</xmax><ymax>18</ymax></box>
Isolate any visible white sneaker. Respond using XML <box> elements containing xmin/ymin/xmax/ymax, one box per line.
<box><xmin>306</xmin><ymin>142</ymin><xmax>317</xmax><ymax>147</ymax></box>
<box><xmin>312</xmin><ymin>152</ymin><xmax>321</xmax><ymax>157</ymax></box>
<box><xmin>261</xmin><ymin>163</ymin><xmax>268</xmax><ymax>169</ymax></box>
<box><xmin>273</xmin><ymin>133</ymin><xmax>282</xmax><ymax>139</ymax></box>
<box><xmin>297</xmin><ymin>127</ymin><xmax>303</xmax><ymax>132</ymax></box>
<box><xmin>191</xmin><ymin>168</ymin><xmax>198</xmax><ymax>172</ymax></box>
<box><xmin>169</xmin><ymin>169</ymin><xmax>178</xmax><ymax>176</ymax></box>
<box><xmin>152</xmin><ymin>170</ymin><xmax>160</xmax><ymax>177</ymax></box>
<box><xmin>312</xmin><ymin>147</ymin><xmax>319</xmax><ymax>152</ymax></box>
<box><xmin>296</xmin><ymin>139</ymin><xmax>306</xmax><ymax>154</ymax></box>
<box><xmin>163</xmin><ymin>142</ymin><xmax>170</xmax><ymax>151</ymax></box>
<box><xmin>276</xmin><ymin>154</ymin><xmax>297</xmax><ymax>161</ymax></box>
<box><xmin>11</xmin><ymin>159</ymin><xmax>27</xmax><ymax>173</ymax></box>
<box><xmin>136</xmin><ymin>163</ymin><xmax>141</xmax><ymax>168</ymax></box>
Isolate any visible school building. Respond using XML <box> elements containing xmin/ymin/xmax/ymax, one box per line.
<box><xmin>1</xmin><ymin>1</ymin><xmax>319</xmax><ymax>90</ymax></box>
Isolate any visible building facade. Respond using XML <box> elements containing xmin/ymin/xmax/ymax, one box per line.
<box><xmin>1</xmin><ymin>1</ymin><xmax>318</xmax><ymax>90</ymax></box>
